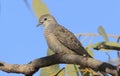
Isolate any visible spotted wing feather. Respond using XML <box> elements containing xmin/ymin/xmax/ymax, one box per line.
<box><xmin>53</xmin><ymin>25</ymin><xmax>92</xmax><ymax>57</ymax></box>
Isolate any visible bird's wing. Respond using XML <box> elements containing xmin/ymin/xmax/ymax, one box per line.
<box><xmin>54</xmin><ymin>25</ymin><xmax>91</xmax><ymax>57</ymax></box>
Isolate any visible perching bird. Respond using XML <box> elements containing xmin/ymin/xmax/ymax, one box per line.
<box><xmin>37</xmin><ymin>14</ymin><xmax>92</xmax><ymax>57</ymax></box>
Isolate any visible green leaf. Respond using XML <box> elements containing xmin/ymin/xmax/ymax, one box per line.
<box><xmin>105</xmin><ymin>42</ymin><xmax>120</xmax><ymax>47</ymax></box>
<box><xmin>92</xmin><ymin>42</ymin><xmax>108</xmax><ymax>51</ymax></box>
<box><xmin>66</xmin><ymin>64</ymin><xmax>80</xmax><ymax>76</ymax></box>
<box><xmin>85</xmin><ymin>45</ymin><xmax>94</xmax><ymax>57</ymax></box>
<box><xmin>40</xmin><ymin>48</ymin><xmax>60</xmax><ymax>76</ymax></box>
<box><xmin>47</xmin><ymin>48</ymin><xmax>55</xmax><ymax>56</ymax></box>
<box><xmin>57</xmin><ymin>70</ymin><xmax>65</xmax><ymax>76</ymax></box>
<box><xmin>32</xmin><ymin>0</ymin><xmax>50</xmax><ymax>18</ymax></box>
<box><xmin>98</xmin><ymin>26</ymin><xmax>109</xmax><ymax>41</ymax></box>
<box><xmin>56</xmin><ymin>67</ymin><xmax>65</xmax><ymax>76</ymax></box>
<box><xmin>40</xmin><ymin>67</ymin><xmax>53</xmax><ymax>76</ymax></box>
<box><xmin>92</xmin><ymin>42</ymin><xmax>120</xmax><ymax>51</ymax></box>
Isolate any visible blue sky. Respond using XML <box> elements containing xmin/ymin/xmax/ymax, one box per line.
<box><xmin>0</xmin><ymin>0</ymin><xmax>120</xmax><ymax>76</ymax></box>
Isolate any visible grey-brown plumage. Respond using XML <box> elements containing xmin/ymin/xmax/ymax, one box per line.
<box><xmin>38</xmin><ymin>14</ymin><xmax>92</xmax><ymax>57</ymax></box>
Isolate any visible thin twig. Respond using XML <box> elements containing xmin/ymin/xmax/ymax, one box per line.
<box><xmin>81</xmin><ymin>36</ymin><xmax>89</xmax><ymax>43</ymax></box>
<box><xmin>75</xmin><ymin>33</ymin><xmax>120</xmax><ymax>39</ymax></box>
<box><xmin>54</xmin><ymin>67</ymin><xmax>65</xmax><ymax>76</ymax></box>
<box><xmin>88</xmin><ymin>36</ymin><xmax>94</xmax><ymax>45</ymax></box>
<box><xmin>117</xmin><ymin>36</ymin><xmax>120</xmax><ymax>58</ymax></box>
<box><xmin>106</xmin><ymin>52</ymin><xmax>111</xmax><ymax>63</ymax></box>
<box><xmin>23</xmin><ymin>0</ymin><xmax>32</xmax><ymax>12</ymax></box>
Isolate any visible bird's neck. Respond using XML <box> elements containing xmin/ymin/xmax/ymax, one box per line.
<box><xmin>44</xmin><ymin>23</ymin><xmax>58</xmax><ymax>35</ymax></box>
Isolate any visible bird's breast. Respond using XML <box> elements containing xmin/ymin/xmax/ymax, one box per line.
<box><xmin>45</xmin><ymin>33</ymin><xmax>75</xmax><ymax>54</ymax></box>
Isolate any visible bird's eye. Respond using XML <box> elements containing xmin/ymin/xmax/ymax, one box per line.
<box><xmin>44</xmin><ymin>18</ymin><xmax>47</xmax><ymax>21</ymax></box>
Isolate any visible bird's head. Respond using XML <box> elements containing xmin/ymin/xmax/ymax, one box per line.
<box><xmin>37</xmin><ymin>14</ymin><xmax>57</xmax><ymax>27</ymax></box>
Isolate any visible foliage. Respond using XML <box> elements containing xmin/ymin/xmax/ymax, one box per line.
<box><xmin>32</xmin><ymin>0</ymin><xmax>50</xmax><ymax>18</ymax></box>
<box><xmin>98</xmin><ymin>26</ymin><xmax>109</xmax><ymax>41</ymax></box>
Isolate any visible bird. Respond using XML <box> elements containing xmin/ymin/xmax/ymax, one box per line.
<box><xmin>37</xmin><ymin>14</ymin><xmax>92</xmax><ymax>57</ymax></box>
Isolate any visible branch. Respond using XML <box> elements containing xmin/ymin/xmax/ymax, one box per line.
<box><xmin>0</xmin><ymin>54</ymin><xmax>119</xmax><ymax>76</ymax></box>
<box><xmin>93</xmin><ymin>42</ymin><xmax>120</xmax><ymax>50</ymax></box>
<box><xmin>75</xmin><ymin>33</ymin><xmax>120</xmax><ymax>39</ymax></box>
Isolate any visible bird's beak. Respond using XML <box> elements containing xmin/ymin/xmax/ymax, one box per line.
<box><xmin>36</xmin><ymin>23</ymin><xmax>41</xmax><ymax>27</ymax></box>
<box><xmin>36</xmin><ymin>22</ymin><xmax>43</xmax><ymax>27</ymax></box>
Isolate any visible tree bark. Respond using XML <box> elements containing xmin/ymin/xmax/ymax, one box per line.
<box><xmin>0</xmin><ymin>54</ymin><xmax>119</xmax><ymax>76</ymax></box>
